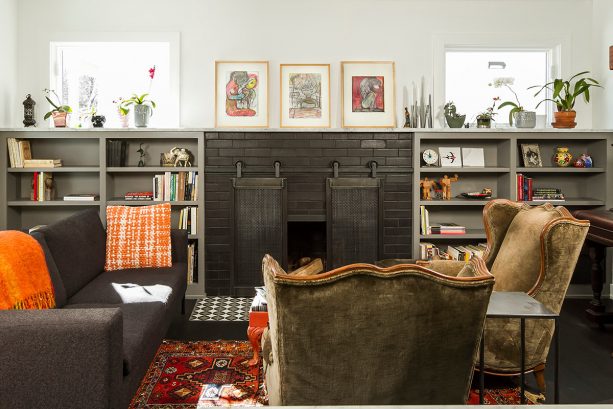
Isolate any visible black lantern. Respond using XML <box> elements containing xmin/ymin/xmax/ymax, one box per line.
<box><xmin>23</xmin><ymin>94</ymin><xmax>36</xmax><ymax>127</ymax></box>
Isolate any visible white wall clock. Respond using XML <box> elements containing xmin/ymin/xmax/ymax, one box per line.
<box><xmin>422</xmin><ymin>149</ymin><xmax>439</xmax><ymax>166</ymax></box>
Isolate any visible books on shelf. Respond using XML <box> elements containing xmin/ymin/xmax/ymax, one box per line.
<box><xmin>63</xmin><ymin>194</ymin><xmax>99</xmax><ymax>201</ymax></box>
<box><xmin>23</xmin><ymin>159</ymin><xmax>62</xmax><ymax>168</ymax></box>
<box><xmin>517</xmin><ymin>174</ymin><xmax>565</xmax><ymax>202</ymax></box>
<box><xmin>187</xmin><ymin>241</ymin><xmax>198</xmax><ymax>284</ymax></box>
<box><xmin>153</xmin><ymin>171</ymin><xmax>198</xmax><ymax>202</ymax></box>
<box><xmin>178</xmin><ymin>206</ymin><xmax>198</xmax><ymax>235</ymax></box>
<box><xmin>31</xmin><ymin>172</ymin><xmax>54</xmax><ymax>201</ymax></box>
<box><xmin>124</xmin><ymin>191</ymin><xmax>154</xmax><ymax>201</ymax></box>
<box><xmin>106</xmin><ymin>140</ymin><xmax>127</xmax><ymax>167</ymax></box>
<box><xmin>418</xmin><ymin>242</ymin><xmax>486</xmax><ymax>261</ymax></box>
<box><xmin>420</xmin><ymin>205</ymin><xmax>466</xmax><ymax>235</ymax></box>
<box><xmin>7</xmin><ymin>138</ymin><xmax>32</xmax><ymax>168</ymax></box>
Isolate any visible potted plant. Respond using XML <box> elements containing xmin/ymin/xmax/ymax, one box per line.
<box><xmin>90</xmin><ymin>106</ymin><xmax>106</xmax><ymax>128</ymax></box>
<box><xmin>444</xmin><ymin>101</ymin><xmax>466</xmax><ymax>128</ymax></box>
<box><xmin>476</xmin><ymin>97</ymin><xmax>499</xmax><ymax>128</ymax></box>
<box><xmin>43</xmin><ymin>89</ymin><xmax>72</xmax><ymax>128</ymax></box>
<box><xmin>113</xmin><ymin>97</ymin><xmax>129</xmax><ymax>128</ymax></box>
<box><xmin>121</xmin><ymin>66</ymin><xmax>157</xmax><ymax>128</ymax></box>
<box><xmin>490</xmin><ymin>77</ymin><xmax>535</xmax><ymax>128</ymax></box>
<box><xmin>529</xmin><ymin>71</ymin><xmax>601</xmax><ymax>129</ymax></box>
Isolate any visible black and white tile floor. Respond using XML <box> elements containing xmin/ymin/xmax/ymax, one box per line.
<box><xmin>189</xmin><ymin>297</ymin><xmax>253</xmax><ymax>321</ymax></box>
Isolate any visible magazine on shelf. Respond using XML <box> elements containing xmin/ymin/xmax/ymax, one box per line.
<box><xmin>63</xmin><ymin>194</ymin><xmax>99</xmax><ymax>201</ymax></box>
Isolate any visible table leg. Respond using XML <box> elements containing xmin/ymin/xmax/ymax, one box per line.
<box><xmin>554</xmin><ymin>318</ymin><xmax>559</xmax><ymax>404</ymax></box>
<box><xmin>247</xmin><ymin>325</ymin><xmax>266</xmax><ymax>367</ymax></box>
<box><xmin>480</xmin><ymin>329</ymin><xmax>485</xmax><ymax>404</ymax></box>
<box><xmin>520</xmin><ymin>318</ymin><xmax>525</xmax><ymax>405</ymax></box>
<box><xmin>588</xmin><ymin>244</ymin><xmax>606</xmax><ymax>311</ymax></box>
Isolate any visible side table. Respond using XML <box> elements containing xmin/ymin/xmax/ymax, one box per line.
<box><xmin>247</xmin><ymin>311</ymin><xmax>268</xmax><ymax>366</ymax></box>
<box><xmin>479</xmin><ymin>291</ymin><xmax>559</xmax><ymax>404</ymax></box>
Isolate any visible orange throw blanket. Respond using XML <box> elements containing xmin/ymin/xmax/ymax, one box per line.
<box><xmin>0</xmin><ymin>231</ymin><xmax>55</xmax><ymax>310</ymax></box>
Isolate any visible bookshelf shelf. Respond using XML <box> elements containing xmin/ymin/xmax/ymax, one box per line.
<box><xmin>188</xmin><ymin>234</ymin><xmax>200</xmax><ymax>240</ymax></box>
<box><xmin>516</xmin><ymin>167</ymin><xmax>605</xmax><ymax>173</ymax></box>
<box><xmin>420</xmin><ymin>167</ymin><xmax>510</xmax><ymax>173</ymax></box>
<box><xmin>418</xmin><ymin>199</ymin><xmax>493</xmax><ymax>206</ymax></box>
<box><xmin>107</xmin><ymin>199</ymin><xmax>199</xmax><ymax>206</ymax></box>
<box><xmin>523</xmin><ymin>198</ymin><xmax>605</xmax><ymax>206</ymax></box>
<box><xmin>420</xmin><ymin>229</ymin><xmax>487</xmax><ymax>240</ymax></box>
<box><xmin>8</xmin><ymin>200</ymin><xmax>101</xmax><ymax>206</ymax></box>
<box><xmin>8</xmin><ymin>166</ymin><xmax>100</xmax><ymax>173</ymax></box>
<box><xmin>107</xmin><ymin>167</ymin><xmax>197</xmax><ymax>173</ymax></box>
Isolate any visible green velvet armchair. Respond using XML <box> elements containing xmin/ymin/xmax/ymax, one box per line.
<box><xmin>422</xmin><ymin>199</ymin><xmax>589</xmax><ymax>392</ymax></box>
<box><xmin>261</xmin><ymin>254</ymin><xmax>495</xmax><ymax>405</ymax></box>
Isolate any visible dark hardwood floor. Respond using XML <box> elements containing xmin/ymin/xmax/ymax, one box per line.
<box><xmin>166</xmin><ymin>298</ymin><xmax>613</xmax><ymax>404</ymax></box>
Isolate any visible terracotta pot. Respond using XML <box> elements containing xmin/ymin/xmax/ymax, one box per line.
<box><xmin>552</xmin><ymin>111</ymin><xmax>577</xmax><ymax>129</ymax></box>
<box><xmin>52</xmin><ymin>111</ymin><xmax>68</xmax><ymax>128</ymax></box>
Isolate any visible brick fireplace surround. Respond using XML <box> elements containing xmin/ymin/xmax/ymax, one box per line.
<box><xmin>204</xmin><ymin>132</ymin><xmax>412</xmax><ymax>295</ymax></box>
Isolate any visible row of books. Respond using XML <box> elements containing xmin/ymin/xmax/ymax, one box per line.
<box><xmin>178</xmin><ymin>206</ymin><xmax>198</xmax><ymax>235</ymax></box>
<box><xmin>517</xmin><ymin>174</ymin><xmax>565</xmax><ymax>202</ymax></box>
<box><xmin>107</xmin><ymin>140</ymin><xmax>127</xmax><ymax>167</ymax></box>
<box><xmin>8</xmin><ymin>138</ymin><xmax>62</xmax><ymax>168</ymax></box>
<box><xmin>187</xmin><ymin>242</ymin><xmax>198</xmax><ymax>284</ymax></box>
<box><xmin>419</xmin><ymin>242</ymin><xmax>487</xmax><ymax>261</ymax></box>
<box><xmin>419</xmin><ymin>205</ymin><xmax>466</xmax><ymax>235</ymax></box>
<box><xmin>125</xmin><ymin>192</ymin><xmax>153</xmax><ymax>201</ymax></box>
<box><xmin>153</xmin><ymin>172</ymin><xmax>198</xmax><ymax>201</ymax></box>
<box><xmin>31</xmin><ymin>172</ymin><xmax>53</xmax><ymax>201</ymax></box>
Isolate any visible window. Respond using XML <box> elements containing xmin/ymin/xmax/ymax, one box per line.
<box><xmin>50</xmin><ymin>42</ymin><xmax>176</xmax><ymax>127</ymax></box>
<box><xmin>445</xmin><ymin>50</ymin><xmax>551</xmax><ymax>126</ymax></box>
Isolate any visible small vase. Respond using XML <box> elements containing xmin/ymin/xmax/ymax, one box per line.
<box><xmin>118</xmin><ymin>111</ymin><xmax>129</xmax><ymax>128</ymax></box>
<box><xmin>445</xmin><ymin>114</ymin><xmax>466</xmax><ymax>128</ymax></box>
<box><xmin>92</xmin><ymin>115</ymin><xmax>106</xmax><ymax>128</ymax></box>
<box><xmin>52</xmin><ymin>111</ymin><xmax>68</xmax><ymax>128</ymax></box>
<box><xmin>552</xmin><ymin>111</ymin><xmax>577</xmax><ymax>129</ymax></box>
<box><xmin>553</xmin><ymin>147</ymin><xmax>573</xmax><ymax>167</ymax></box>
<box><xmin>476</xmin><ymin>118</ymin><xmax>491</xmax><ymax>128</ymax></box>
<box><xmin>134</xmin><ymin>105</ymin><xmax>152</xmax><ymax>128</ymax></box>
<box><xmin>514</xmin><ymin>111</ymin><xmax>536</xmax><ymax>128</ymax></box>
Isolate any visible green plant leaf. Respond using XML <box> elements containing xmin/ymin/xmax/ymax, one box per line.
<box><xmin>568</xmin><ymin>71</ymin><xmax>590</xmax><ymax>82</ymax></box>
<box><xmin>553</xmin><ymin>79</ymin><xmax>564</xmax><ymax>99</ymax></box>
<box><xmin>45</xmin><ymin>96</ymin><xmax>59</xmax><ymax>110</ymax></box>
<box><xmin>535</xmin><ymin>98</ymin><xmax>557</xmax><ymax>109</ymax></box>
<box><xmin>497</xmin><ymin>101</ymin><xmax>519</xmax><ymax>110</ymax></box>
<box><xmin>150</xmin><ymin>101</ymin><xmax>156</xmax><ymax>108</ymax></box>
<box><xmin>43</xmin><ymin>112</ymin><xmax>52</xmax><ymax>120</ymax></box>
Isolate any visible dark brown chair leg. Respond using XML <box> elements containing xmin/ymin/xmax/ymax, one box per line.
<box><xmin>534</xmin><ymin>363</ymin><xmax>546</xmax><ymax>394</ymax></box>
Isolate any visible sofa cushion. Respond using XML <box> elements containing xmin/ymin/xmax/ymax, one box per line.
<box><xmin>105</xmin><ymin>204</ymin><xmax>172</xmax><ymax>271</ymax></box>
<box><xmin>489</xmin><ymin>205</ymin><xmax>561</xmax><ymax>292</ymax></box>
<box><xmin>65</xmin><ymin>302</ymin><xmax>167</xmax><ymax>375</ymax></box>
<box><xmin>37</xmin><ymin>209</ymin><xmax>106</xmax><ymax>298</ymax></box>
<box><xmin>66</xmin><ymin>263</ymin><xmax>187</xmax><ymax>308</ymax></box>
<box><xmin>30</xmin><ymin>232</ymin><xmax>67</xmax><ymax>308</ymax></box>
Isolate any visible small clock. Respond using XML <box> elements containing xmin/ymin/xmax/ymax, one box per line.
<box><xmin>422</xmin><ymin>149</ymin><xmax>439</xmax><ymax>166</ymax></box>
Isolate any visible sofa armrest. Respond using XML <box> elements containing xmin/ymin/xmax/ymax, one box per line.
<box><xmin>171</xmin><ymin>229</ymin><xmax>188</xmax><ymax>263</ymax></box>
<box><xmin>0</xmin><ymin>308</ymin><xmax>123</xmax><ymax>409</ymax></box>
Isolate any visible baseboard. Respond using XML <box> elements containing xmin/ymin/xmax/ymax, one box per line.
<box><xmin>565</xmin><ymin>284</ymin><xmax>594</xmax><ymax>299</ymax></box>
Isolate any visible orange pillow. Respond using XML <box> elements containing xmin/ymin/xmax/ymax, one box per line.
<box><xmin>105</xmin><ymin>203</ymin><xmax>172</xmax><ymax>271</ymax></box>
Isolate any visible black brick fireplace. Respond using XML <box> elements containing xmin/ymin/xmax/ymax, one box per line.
<box><xmin>204</xmin><ymin>132</ymin><xmax>412</xmax><ymax>296</ymax></box>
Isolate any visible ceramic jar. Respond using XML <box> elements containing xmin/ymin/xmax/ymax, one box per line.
<box><xmin>445</xmin><ymin>114</ymin><xmax>466</xmax><ymax>128</ymax></box>
<box><xmin>134</xmin><ymin>105</ymin><xmax>152</xmax><ymax>128</ymax></box>
<box><xmin>514</xmin><ymin>111</ymin><xmax>536</xmax><ymax>128</ymax></box>
<box><xmin>52</xmin><ymin>111</ymin><xmax>68</xmax><ymax>128</ymax></box>
<box><xmin>553</xmin><ymin>147</ymin><xmax>573</xmax><ymax>167</ymax></box>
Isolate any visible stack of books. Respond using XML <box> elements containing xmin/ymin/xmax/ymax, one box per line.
<box><xmin>24</xmin><ymin>159</ymin><xmax>62</xmax><ymax>168</ymax></box>
<box><xmin>153</xmin><ymin>171</ymin><xmax>198</xmax><ymax>202</ymax></box>
<box><xmin>124</xmin><ymin>192</ymin><xmax>153</xmax><ymax>201</ymax></box>
<box><xmin>7</xmin><ymin>138</ymin><xmax>32</xmax><ymax>168</ymax></box>
<box><xmin>63</xmin><ymin>194</ymin><xmax>99</xmax><ymax>201</ymax></box>
<box><xmin>106</xmin><ymin>140</ymin><xmax>127</xmax><ymax>167</ymax></box>
<box><xmin>532</xmin><ymin>188</ymin><xmax>565</xmax><ymax>202</ymax></box>
<box><xmin>447</xmin><ymin>243</ymin><xmax>487</xmax><ymax>261</ymax></box>
<box><xmin>429</xmin><ymin>223</ymin><xmax>466</xmax><ymax>235</ymax></box>
<box><xmin>187</xmin><ymin>242</ymin><xmax>198</xmax><ymax>284</ymax></box>
<box><xmin>178</xmin><ymin>207</ymin><xmax>197</xmax><ymax>235</ymax></box>
<box><xmin>516</xmin><ymin>174</ymin><xmax>533</xmax><ymax>201</ymax></box>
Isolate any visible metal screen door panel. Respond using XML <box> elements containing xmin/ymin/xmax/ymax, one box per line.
<box><xmin>327</xmin><ymin>178</ymin><xmax>382</xmax><ymax>269</ymax></box>
<box><xmin>232</xmin><ymin>178</ymin><xmax>287</xmax><ymax>294</ymax></box>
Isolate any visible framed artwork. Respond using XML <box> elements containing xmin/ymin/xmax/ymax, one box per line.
<box><xmin>521</xmin><ymin>144</ymin><xmax>543</xmax><ymax>167</ymax></box>
<box><xmin>438</xmin><ymin>147</ymin><xmax>462</xmax><ymax>167</ymax></box>
<box><xmin>215</xmin><ymin>61</ymin><xmax>269</xmax><ymax>128</ymax></box>
<box><xmin>461</xmin><ymin>147</ymin><xmax>485</xmax><ymax>167</ymax></box>
<box><xmin>341</xmin><ymin>61</ymin><xmax>396</xmax><ymax>128</ymax></box>
<box><xmin>280</xmin><ymin>64</ymin><xmax>330</xmax><ymax>128</ymax></box>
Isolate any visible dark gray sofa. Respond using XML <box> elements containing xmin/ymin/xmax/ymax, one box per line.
<box><xmin>0</xmin><ymin>209</ymin><xmax>188</xmax><ymax>409</ymax></box>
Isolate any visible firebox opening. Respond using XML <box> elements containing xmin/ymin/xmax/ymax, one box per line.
<box><xmin>287</xmin><ymin>221</ymin><xmax>327</xmax><ymax>273</ymax></box>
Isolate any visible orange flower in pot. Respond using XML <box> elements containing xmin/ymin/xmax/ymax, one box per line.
<box><xmin>43</xmin><ymin>88</ymin><xmax>72</xmax><ymax>128</ymax></box>
<box><xmin>529</xmin><ymin>71</ymin><xmax>601</xmax><ymax>129</ymax></box>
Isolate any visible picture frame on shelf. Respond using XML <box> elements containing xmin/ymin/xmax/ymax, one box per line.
<box><xmin>215</xmin><ymin>61</ymin><xmax>269</xmax><ymax>128</ymax></box>
<box><xmin>438</xmin><ymin>147</ymin><xmax>462</xmax><ymax>167</ymax></box>
<box><xmin>280</xmin><ymin>64</ymin><xmax>330</xmax><ymax>128</ymax></box>
<box><xmin>521</xmin><ymin>143</ymin><xmax>543</xmax><ymax>167</ymax></box>
<box><xmin>341</xmin><ymin>61</ymin><xmax>396</xmax><ymax>128</ymax></box>
<box><xmin>461</xmin><ymin>147</ymin><xmax>485</xmax><ymax>167</ymax></box>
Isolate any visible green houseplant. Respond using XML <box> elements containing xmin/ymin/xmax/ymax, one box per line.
<box><xmin>529</xmin><ymin>71</ymin><xmax>601</xmax><ymax>129</ymax></box>
<box><xmin>43</xmin><ymin>88</ymin><xmax>72</xmax><ymax>128</ymax></box>
<box><xmin>475</xmin><ymin>97</ymin><xmax>499</xmax><ymax>128</ymax></box>
<box><xmin>491</xmin><ymin>77</ymin><xmax>535</xmax><ymax>128</ymax></box>
<box><xmin>443</xmin><ymin>101</ymin><xmax>466</xmax><ymax>128</ymax></box>
<box><xmin>120</xmin><ymin>93</ymin><xmax>157</xmax><ymax>128</ymax></box>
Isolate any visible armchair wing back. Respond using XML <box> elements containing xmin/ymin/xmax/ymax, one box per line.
<box><xmin>480</xmin><ymin>200</ymin><xmax>589</xmax><ymax>373</ymax></box>
<box><xmin>261</xmin><ymin>254</ymin><xmax>494</xmax><ymax>405</ymax></box>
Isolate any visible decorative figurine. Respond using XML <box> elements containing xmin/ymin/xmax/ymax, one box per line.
<box><xmin>170</xmin><ymin>147</ymin><xmax>193</xmax><ymax>167</ymax></box>
<box><xmin>137</xmin><ymin>143</ymin><xmax>146</xmax><ymax>167</ymax></box>
<box><xmin>23</xmin><ymin>94</ymin><xmax>36</xmax><ymax>127</ymax></box>
<box><xmin>160</xmin><ymin>152</ymin><xmax>175</xmax><ymax>167</ymax></box>
<box><xmin>574</xmin><ymin>153</ymin><xmax>593</xmax><ymax>168</ymax></box>
<box><xmin>439</xmin><ymin>174</ymin><xmax>459</xmax><ymax>200</ymax></box>
<box><xmin>419</xmin><ymin>177</ymin><xmax>436</xmax><ymax>200</ymax></box>
<box><xmin>91</xmin><ymin>115</ymin><xmax>106</xmax><ymax>128</ymax></box>
<box><xmin>404</xmin><ymin>107</ymin><xmax>411</xmax><ymax>128</ymax></box>
<box><xmin>553</xmin><ymin>147</ymin><xmax>573</xmax><ymax>167</ymax></box>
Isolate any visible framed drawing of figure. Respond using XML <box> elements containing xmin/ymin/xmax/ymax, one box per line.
<box><xmin>215</xmin><ymin>61</ymin><xmax>269</xmax><ymax>128</ymax></box>
<box><xmin>341</xmin><ymin>61</ymin><xmax>396</xmax><ymax>128</ymax></box>
<box><xmin>280</xmin><ymin>64</ymin><xmax>330</xmax><ymax>128</ymax></box>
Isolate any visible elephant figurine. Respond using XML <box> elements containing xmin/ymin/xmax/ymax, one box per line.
<box><xmin>170</xmin><ymin>147</ymin><xmax>193</xmax><ymax>167</ymax></box>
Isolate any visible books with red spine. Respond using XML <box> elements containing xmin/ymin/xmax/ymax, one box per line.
<box><xmin>527</xmin><ymin>177</ymin><xmax>533</xmax><ymax>201</ymax></box>
<box><xmin>517</xmin><ymin>173</ymin><xmax>524</xmax><ymax>201</ymax></box>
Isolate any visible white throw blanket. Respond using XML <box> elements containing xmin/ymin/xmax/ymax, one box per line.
<box><xmin>111</xmin><ymin>283</ymin><xmax>172</xmax><ymax>304</ymax></box>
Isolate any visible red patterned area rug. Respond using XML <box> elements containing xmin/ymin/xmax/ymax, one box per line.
<box><xmin>130</xmin><ymin>340</ymin><xmax>537</xmax><ymax>407</ymax></box>
<box><xmin>129</xmin><ymin>340</ymin><xmax>267</xmax><ymax>408</ymax></box>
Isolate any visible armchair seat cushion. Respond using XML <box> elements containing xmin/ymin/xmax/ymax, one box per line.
<box><xmin>65</xmin><ymin>302</ymin><xmax>166</xmax><ymax>375</ymax></box>
<box><xmin>66</xmin><ymin>263</ymin><xmax>187</xmax><ymax>309</ymax></box>
<box><xmin>490</xmin><ymin>205</ymin><xmax>561</xmax><ymax>292</ymax></box>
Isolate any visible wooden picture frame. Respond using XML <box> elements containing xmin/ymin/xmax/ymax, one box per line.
<box><xmin>215</xmin><ymin>61</ymin><xmax>269</xmax><ymax>128</ymax></box>
<box><xmin>280</xmin><ymin>64</ymin><xmax>331</xmax><ymax>128</ymax></box>
<box><xmin>521</xmin><ymin>143</ymin><xmax>543</xmax><ymax>167</ymax></box>
<box><xmin>341</xmin><ymin>61</ymin><xmax>396</xmax><ymax>128</ymax></box>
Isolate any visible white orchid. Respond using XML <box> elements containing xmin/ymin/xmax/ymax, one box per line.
<box><xmin>489</xmin><ymin>77</ymin><xmax>515</xmax><ymax>88</ymax></box>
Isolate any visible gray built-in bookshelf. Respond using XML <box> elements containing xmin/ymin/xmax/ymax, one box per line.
<box><xmin>0</xmin><ymin>130</ymin><xmax>205</xmax><ymax>298</ymax></box>
<box><xmin>1</xmin><ymin>128</ymin><xmax>612</xmax><ymax>299</ymax></box>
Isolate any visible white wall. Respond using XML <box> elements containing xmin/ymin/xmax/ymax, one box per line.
<box><xmin>592</xmin><ymin>0</ymin><xmax>613</xmax><ymax>129</ymax></box>
<box><xmin>0</xmin><ymin>0</ymin><xmax>17</xmax><ymax>127</ymax></box>
<box><xmin>15</xmin><ymin>0</ymin><xmax>597</xmax><ymax>128</ymax></box>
